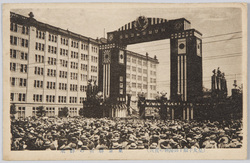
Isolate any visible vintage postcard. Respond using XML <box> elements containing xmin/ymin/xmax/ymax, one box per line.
<box><xmin>2</xmin><ymin>3</ymin><xmax>247</xmax><ymax>160</ymax></box>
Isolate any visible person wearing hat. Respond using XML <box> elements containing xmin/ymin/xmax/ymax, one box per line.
<box><xmin>137</xmin><ymin>140</ymin><xmax>145</xmax><ymax>149</ymax></box>
<box><xmin>128</xmin><ymin>143</ymin><xmax>137</xmax><ymax>150</ymax></box>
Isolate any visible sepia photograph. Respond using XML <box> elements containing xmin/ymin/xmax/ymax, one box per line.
<box><xmin>2</xmin><ymin>2</ymin><xmax>248</xmax><ymax>160</ymax></box>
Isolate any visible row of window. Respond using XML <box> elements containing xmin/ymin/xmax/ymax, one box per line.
<box><xmin>10</xmin><ymin>36</ymin><xmax>28</xmax><ymax>47</ymax></box>
<box><xmin>48</xmin><ymin>34</ymin><xmax>57</xmax><ymax>43</ymax></box>
<box><xmin>34</xmin><ymin>80</ymin><xmax>43</xmax><ymax>88</ymax></box>
<box><xmin>60</xmin><ymin>59</ymin><xmax>68</xmax><ymax>67</ymax></box>
<box><xmin>60</xmin><ymin>48</ymin><xmax>69</xmax><ymax>56</ymax></box>
<box><xmin>127</xmin><ymin>74</ymin><xmax>148</xmax><ymax>82</ymax></box>
<box><xmin>35</xmin><ymin>54</ymin><xmax>44</xmax><ymax>63</ymax></box>
<box><xmin>10</xmin><ymin>93</ymin><xmax>26</xmax><ymax>102</ymax></box>
<box><xmin>70</xmin><ymin>62</ymin><xmax>78</xmax><ymax>69</ymax></box>
<box><xmin>71</xmin><ymin>51</ymin><xmax>78</xmax><ymax>59</ymax></box>
<box><xmin>10</xmin><ymin>63</ymin><xmax>27</xmax><ymax>73</ymax></box>
<box><xmin>10</xmin><ymin>93</ymin><xmax>88</xmax><ymax>104</ymax></box>
<box><xmin>47</xmin><ymin>81</ymin><xmax>56</xmax><ymax>89</ymax></box>
<box><xmin>10</xmin><ymin>23</ymin><xmax>29</xmax><ymax>35</ymax></box>
<box><xmin>36</xmin><ymin>30</ymin><xmax>45</xmax><ymax>39</ymax></box>
<box><xmin>35</xmin><ymin>42</ymin><xmax>45</xmax><ymax>51</ymax></box>
<box><xmin>91</xmin><ymin>66</ymin><xmax>98</xmax><ymax>72</ymax></box>
<box><xmin>130</xmin><ymin>82</ymin><xmax>148</xmax><ymax>89</ymax></box>
<box><xmin>70</xmin><ymin>84</ymin><xmax>78</xmax><ymax>91</ymax></box>
<box><xmin>91</xmin><ymin>46</ymin><xmax>98</xmax><ymax>53</ymax></box>
<box><xmin>81</xmin><ymin>64</ymin><xmax>88</xmax><ymax>71</ymax></box>
<box><xmin>47</xmin><ymin>69</ymin><xmax>56</xmax><ymax>77</ymax></box>
<box><xmin>10</xmin><ymin>77</ymin><xmax>27</xmax><ymax>87</ymax></box>
<box><xmin>48</xmin><ymin>57</ymin><xmax>57</xmax><ymax>65</ymax></box>
<box><xmin>10</xmin><ymin>49</ymin><xmax>28</xmax><ymax>60</ymax></box>
<box><xmin>61</xmin><ymin>37</ymin><xmax>68</xmax><ymax>46</ymax></box>
<box><xmin>127</xmin><ymin>66</ymin><xmax>148</xmax><ymax>74</ymax></box>
<box><xmin>48</xmin><ymin>45</ymin><xmax>57</xmax><ymax>54</ymax></box>
<box><xmin>81</xmin><ymin>54</ymin><xmax>88</xmax><ymax>61</ymax></box>
<box><xmin>91</xmin><ymin>56</ymin><xmax>98</xmax><ymax>63</ymax></box>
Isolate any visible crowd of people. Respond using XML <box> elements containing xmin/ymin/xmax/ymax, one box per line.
<box><xmin>11</xmin><ymin>117</ymin><xmax>243</xmax><ymax>150</ymax></box>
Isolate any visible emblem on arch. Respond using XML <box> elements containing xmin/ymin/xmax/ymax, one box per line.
<box><xmin>133</xmin><ymin>16</ymin><xmax>149</xmax><ymax>32</ymax></box>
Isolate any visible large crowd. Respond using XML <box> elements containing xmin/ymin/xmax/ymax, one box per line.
<box><xmin>11</xmin><ymin>117</ymin><xmax>243</xmax><ymax>150</ymax></box>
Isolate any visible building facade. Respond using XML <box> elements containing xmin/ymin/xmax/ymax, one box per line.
<box><xmin>10</xmin><ymin>12</ymin><xmax>99</xmax><ymax>118</ymax></box>
<box><xmin>126</xmin><ymin>51</ymin><xmax>158</xmax><ymax>108</ymax></box>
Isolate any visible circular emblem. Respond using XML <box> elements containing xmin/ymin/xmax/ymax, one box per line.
<box><xmin>174</xmin><ymin>22</ymin><xmax>183</xmax><ymax>30</ymax></box>
<box><xmin>108</xmin><ymin>34</ymin><xmax>114</xmax><ymax>41</ymax></box>
<box><xmin>133</xmin><ymin>16</ymin><xmax>148</xmax><ymax>32</ymax></box>
<box><xmin>120</xmin><ymin>54</ymin><xmax>124</xmax><ymax>59</ymax></box>
<box><xmin>105</xmin><ymin>54</ymin><xmax>109</xmax><ymax>59</ymax></box>
<box><xmin>179</xmin><ymin>43</ymin><xmax>185</xmax><ymax>49</ymax></box>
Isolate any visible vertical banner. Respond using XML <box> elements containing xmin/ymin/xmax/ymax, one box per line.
<box><xmin>119</xmin><ymin>50</ymin><xmax>125</xmax><ymax>64</ymax></box>
<box><xmin>178</xmin><ymin>38</ymin><xmax>186</xmax><ymax>54</ymax></box>
<box><xmin>197</xmin><ymin>39</ymin><xmax>202</xmax><ymax>57</ymax></box>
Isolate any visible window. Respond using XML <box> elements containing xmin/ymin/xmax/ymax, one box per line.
<box><xmin>36</xmin><ymin>30</ymin><xmax>45</xmax><ymax>39</ymax></box>
<box><xmin>10</xmin><ymin>49</ymin><xmax>17</xmax><ymax>58</ymax></box>
<box><xmin>71</xmin><ymin>51</ymin><xmax>78</xmax><ymax>59</ymax></box>
<box><xmin>22</xmin><ymin>26</ymin><xmax>29</xmax><ymax>35</ymax></box>
<box><xmin>127</xmin><ymin>65</ymin><xmax>130</xmax><ymax>70</ymax></box>
<box><xmin>132</xmin><ymin>66</ymin><xmax>136</xmax><ymax>72</ymax></box>
<box><xmin>45</xmin><ymin>107</ymin><xmax>55</xmax><ymax>117</ymax></box>
<box><xmin>71</xmin><ymin>40</ymin><xmax>78</xmax><ymax>48</ymax></box>
<box><xmin>35</xmin><ymin>42</ymin><xmax>45</xmax><ymax>51</ymax></box>
<box><xmin>69</xmin><ymin>96</ymin><xmax>77</xmax><ymax>103</ymax></box>
<box><xmin>70</xmin><ymin>84</ymin><xmax>78</xmax><ymax>91</ymax></box>
<box><xmin>10</xmin><ymin>36</ymin><xmax>17</xmax><ymax>45</ymax></box>
<box><xmin>48</xmin><ymin>34</ymin><xmax>57</xmax><ymax>43</ymax></box>
<box><xmin>46</xmin><ymin>95</ymin><xmax>55</xmax><ymax>103</ymax></box>
<box><xmin>58</xmin><ymin>96</ymin><xmax>66</xmax><ymax>103</ymax></box>
<box><xmin>33</xmin><ymin>94</ymin><xmax>43</xmax><ymax>102</ymax></box>
<box><xmin>10</xmin><ymin>23</ymin><xmax>17</xmax><ymax>32</ymax></box>
<box><xmin>70</xmin><ymin>62</ymin><xmax>78</xmax><ymax>69</ymax></box>
<box><xmin>126</xmin><ymin>73</ymin><xmax>130</xmax><ymax>79</ymax></box>
<box><xmin>59</xmin><ymin>71</ymin><xmax>67</xmax><ymax>78</ymax></box>
<box><xmin>17</xmin><ymin>107</ymin><xmax>25</xmax><ymax>118</ymax></box>
<box><xmin>132</xmin><ymin>58</ymin><xmax>136</xmax><ymax>64</ymax></box>
<box><xmin>61</xmin><ymin>37</ymin><xmax>68</xmax><ymax>45</ymax></box>
<box><xmin>81</xmin><ymin>64</ymin><xmax>88</xmax><ymax>71</ymax></box>
<box><xmin>132</xmin><ymin>83</ymin><xmax>136</xmax><ymax>88</ymax></box>
<box><xmin>34</xmin><ymin>67</ymin><xmax>44</xmax><ymax>75</ymax></box>
<box><xmin>138</xmin><ymin>59</ymin><xmax>142</xmax><ymax>65</ymax></box>
<box><xmin>81</xmin><ymin>74</ymin><xmax>88</xmax><ymax>81</ymax></box>
<box><xmin>59</xmin><ymin>83</ymin><xmax>67</xmax><ymax>90</ymax></box>
<box><xmin>138</xmin><ymin>68</ymin><xmax>142</xmax><ymax>73</ymax></box>
<box><xmin>34</xmin><ymin>80</ymin><xmax>43</xmax><ymax>88</ymax></box>
<box><xmin>91</xmin><ymin>66</ymin><xmax>98</xmax><ymax>72</ymax></box>
<box><xmin>80</xmin><ymin>85</ymin><xmax>87</xmax><ymax>92</ymax></box>
<box><xmin>138</xmin><ymin>76</ymin><xmax>142</xmax><ymax>81</ymax></box>
<box><xmin>132</xmin><ymin>74</ymin><xmax>136</xmax><ymax>80</ymax></box>
<box><xmin>143</xmin><ymin>61</ymin><xmax>147</xmax><ymax>66</ymax></box>
<box><xmin>138</xmin><ymin>83</ymin><xmax>142</xmax><ymax>89</ymax></box>
<box><xmin>10</xmin><ymin>62</ymin><xmax>17</xmax><ymax>71</ymax></box>
<box><xmin>20</xmin><ymin>52</ymin><xmax>28</xmax><ymax>60</ymax></box>
<box><xmin>120</xmin><ymin>76</ymin><xmax>123</xmax><ymax>82</ymax></box>
<box><xmin>69</xmin><ymin>108</ymin><xmax>78</xmax><ymax>116</ymax></box>
<box><xmin>143</xmin><ymin>77</ymin><xmax>147</xmax><ymax>82</ymax></box>
<box><xmin>143</xmin><ymin>84</ymin><xmax>147</xmax><ymax>89</ymax></box>
<box><xmin>20</xmin><ymin>64</ymin><xmax>27</xmax><ymax>73</ymax></box>
<box><xmin>81</xmin><ymin>54</ymin><xmax>88</xmax><ymax>60</ymax></box>
<box><xmin>60</xmin><ymin>48</ymin><xmax>68</xmax><ymax>56</ymax></box>
<box><xmin>60</xmin><ymin>59</ymin><xmax>68</xmax><ymax>67</ymax></box>
<box><xmin>47</xmin><ymin>69</ymin><xmax>56</xmax><ymax>77</ymax></box>
<box><xmin>19</xmin><ymin>78</ymin><xmax>27</xmax><ymax>87</ymax></box>
<box><xmin>48</xmin><ymin>45</ymin><xmax>57</xmax><ymax>54</ymax></box>
<box><xmin>18</xmin><ymin>93</ymin><xmax>26</xmax><ymax>102</ymax></box>
<box><xmin>10</xmin><ymin>77</ymin><xmax>16</xmax><ymax>86</ymax></box>
<box><xmin>143</xmin><ymin>69</ymin><xmax>147</xmax><ymax>74</ymax></box>
<box><xmin>47</xmin><ymin>81</ymin><xmax>56</xmax><ymax>89</ymax></box>
<box><xmin>48</xmin><ymin>57</ymin><xmax>57</xmax><ymax>65</ymax></box>
<box><xmin>35</xmin><ymin>54</ymin><xmax>44</xmax><ymax>63</ymax></box>
<box><xmin>91</xmin><ymin>75</ymin><xmax>97</xmax><ymax>81</ymax></box>
<box><xmin>127</xmin><ymin>56</ymin><xmax>131</xmax><ymax>62</ymax></box>
<box><xmin>70</xmin><ymin>72</ymin><xmax>78</xmax><ymax>80</ymax></box>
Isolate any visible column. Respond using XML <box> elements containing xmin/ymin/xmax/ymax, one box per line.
<box><xmin>183</xmin><ymin>108</ymin><xmax>186</xmax><ymax>120</ymax></box>
<box><xmin>172</xmin><ymin>108</ymin><xmax>174</xmax><ymax>120</ymax></box>
<box><xmin>187</xmin><ymin>107</ymin><xmax>189</xmax><ymax>120</ymax></box>
<box><xmin>190</xmin><ymin>107</ymin><xmax>194</xmax><ymax>120</ymax></box>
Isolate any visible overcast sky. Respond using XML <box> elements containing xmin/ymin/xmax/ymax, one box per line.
<box><xmin>12</xmin><ymin>6</ymin><xmax>243</xmax><ymax>96</ymax></box>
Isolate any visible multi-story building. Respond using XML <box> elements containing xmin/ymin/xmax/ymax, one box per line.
<box><xmin>126</xmin><ymin>50</ymin><xmax>158</xmax><ymax>108</ymax></box>
<box><xmin>10</xmin><ymin>12</ymin><xmax>99</xmax><ymax>118</ymax></box>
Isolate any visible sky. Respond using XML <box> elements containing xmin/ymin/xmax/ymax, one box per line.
<box><xmin>12</xmin><ymin>6</ymin><xmax>243</xmax><ymax>97</ymax></box>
